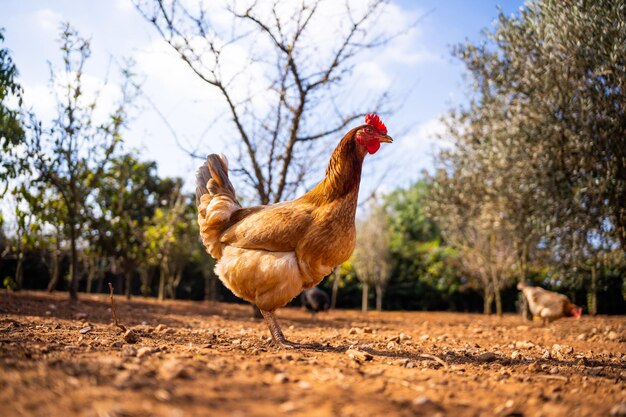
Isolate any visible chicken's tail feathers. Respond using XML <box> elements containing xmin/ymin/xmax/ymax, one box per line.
<box><xmin>196</xmin><ymin>153</ymin><xmax>240</xmax><ymax>259</ymax></box>
<box><xmin>196</xmin><ymin>154</ymin><xmax>238</xmax><ymax>207</ymax></box>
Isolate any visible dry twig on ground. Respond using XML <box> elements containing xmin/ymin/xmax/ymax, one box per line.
<box><xmin>108</xmin><ymin>282</ymin><xmax>127</xmax><ymax>332</ymax></box>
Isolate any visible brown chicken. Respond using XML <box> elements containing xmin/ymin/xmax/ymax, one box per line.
<box><xmin>517</xmin><ymin>282</ymin><xmax>582</xmax><ymax>324</ymax></box>
<box><xmin>196</xmin><ymin>114</ymin><xmax>392</xmax><ymax>347</ymax></box>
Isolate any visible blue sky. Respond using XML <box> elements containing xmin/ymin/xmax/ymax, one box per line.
<box><xmin>1</xmin><ymin>0</ymin><xmax>524</xmax><ymax>198</ymax></box>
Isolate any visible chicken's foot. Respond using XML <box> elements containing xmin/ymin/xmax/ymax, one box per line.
<box><xmin>260</xmin><ymin>309</ymin><xmax>313</xmax><ymax>349</ymax></box>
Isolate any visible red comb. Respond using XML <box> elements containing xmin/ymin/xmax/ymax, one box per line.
<box><xmin>365</xmin><ymin>114</ymin><xmax>387</xmax><ymax>135</ymax></box>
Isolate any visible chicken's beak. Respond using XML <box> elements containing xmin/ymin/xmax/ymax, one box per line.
<box><xmin>379</xmin><ymin>134</ymin><xmax>393</xmax><ymax>144</ymax></box>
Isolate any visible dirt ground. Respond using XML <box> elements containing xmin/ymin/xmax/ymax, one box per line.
<box><xmin>0</xmin><ymin>291</ymin><xmax>624</xmax><ymax>417</ymax></box>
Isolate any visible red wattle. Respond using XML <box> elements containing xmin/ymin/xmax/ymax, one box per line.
<box><xmin>366</xmin><ymin>141</ymin><xmax>380</xmax><ymax>154</ymax></box>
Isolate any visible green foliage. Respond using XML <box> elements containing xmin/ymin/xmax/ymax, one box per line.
<box><xmin>427</xmin><ymin>0</ymin><xmax>626</xmax><ymax>313</ymax></box>
<box><xmin>0</xmin><ymin>29</ymin><xmax>25</xmax><ymax>195</ymax></box>
<box><xmin>383</xmin><ymin>181</ymin><xmax>464</xmax><ymax>311</ymax></box>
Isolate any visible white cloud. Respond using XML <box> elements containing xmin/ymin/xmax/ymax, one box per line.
<box><xmin>115</xmin><ymin>0</ymin><xmax>135</xmax><ymax>14</ymax></box>
<box><xmin>22</xmin><ymin>73</ymin><xmax>122</xmax><ymax>127</ymax></box>
<box><xmin>397</xmin><ymin>116</ymin><xmax>453</xmax><ymax>154</ymax></box>
<box><xmin>34</xmin><ymin>8</ymin><xmax>63</xmax><ymax>34</ymax></box>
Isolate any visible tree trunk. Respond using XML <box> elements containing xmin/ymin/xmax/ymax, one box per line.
<box><xmin>494</xmin><ymin>286</ymin><xmax>502</xmax><ymax>317</ymax></box>
<box><xmin>124</xmin><ymin>267</ymin><xmax>133</xmax><ymax>300</ymax></box>
<box><xmin>204</xmin><ymin>271</ymin><xmax>217</xmax><ymax>301</ymax></box>
<box><xmin>589</xmin><ymin>264</ymin><xmax>598</xmax><ymax>316</ymax></box>
<box><xmin>158</xmin><ymin>268</ymin><xmax>166</xmax><ymax>301</ymax></box>
<box><xmin>330</xmin><ymin>268</ymin><xmax>340</xmax><ymax>309</ymax></box>
<box><xmin>361</xmin><ymin>282</ymin><xmax>369</xmax><ymax>312</ymax></box>
<box><xmin>68</xmin><ymin>224</ymin><xmax>79</xmax><ymax>301</ymax></box>
<box><xmin>85</xmin><ymin>258</ymin><xmax>96</xmax><ymax>294</ymax></box>
<box><xmin>483</xmin><ymin>287</ymin><xmax>493</xmax><ymax>315</ymax></box>
<box><xmin>519</xmin><ymin>293</ymin><xmax>530</xmax><ymax>321</ymax></box>
<box><xmin>47</xmin><ymin>243</ymin><xmax>60</xmax><ymax>292</ymax></box>
<box><xmin>14</xmin><ymin>252</ymin><xmax>24</xmax><ymax>291</ymax></box>
<box><xmin>375</xmin><ymin>284</ymin><xmax>383</xmax><ymax>311</ymax></box>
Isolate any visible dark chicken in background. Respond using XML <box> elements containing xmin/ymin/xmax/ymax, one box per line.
<box><xmin>301</xmin><ymin>287</ymin><xmax>330</xmax><ymax>315</ymax></box>
<box><xmin>196</xmin><ymin>114</ymin><xmax>392</xmax><ymax>347</ymax></box>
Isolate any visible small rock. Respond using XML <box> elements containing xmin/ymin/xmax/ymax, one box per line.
<box><xmin>362</xmin><ymin>327</ymin><xmax>373</xmax><ymax>334</ymax></box>
<box><xmin>122</xmin><ymin>347</ymin><xmax>137</xmax><ymax>357</ymax></box>
<box><xmin>406</xmin><ymin>361</ymin><xmax>416</xmax><ymax>369</ymax></box>
<box><xmin>387</xmin><ymin>341</ymin><xmax>397</xmax><ymax>349</ymax></box>
<box><xmin>419</xmin><ymin>334</ymin><xmax>430</xmax><ymax>341</ymax></box>
<box><xmin>279</xmin><ymin>401</ymin><xmax>297</xmax><ymax>413</ymax></box>
<box><xmin>137</xmin><ymin>347</ymin><xmax>156</xmax><ymax>358</ymax></box>
<box><xmin>549</xmin><ymin>367</ymin><xmax>559</xmax><ymax>375</ymax></box>
<box><xmin>476</xmin><ymin>352</ymin><xmax>497</xmax><ymax>363</ymax></box>
<box><xmin>154</xmin><ymin>389</ymin><xmax>171</xmax><ymax>401</ymax></box>
<box><xmin>412</xmin><ymin>396</ymin><xmax>434</xmax><ymax>406</ymax></box>
<box><xmin>348</xmin><ymin>327</ymin><xmax>359</xmax><ymax>335</ymax></box>
<box><xmin>346</xmin><ymin>349</ymin><xmax>373</xmax><ymax>362</ymax></box>
<box><xmin>231</xmin><ymin>339</ymin><xmax>241</xmax><ymax>345</ymax></box>
<box><xmin>159</xmin><ymin>359</ymin><xmax>190</xmax><ymax>380</ymax></box>
<box><xmin>298</xmin><ymin>380</ymin><xmax>312</xmax><ymax>390</ymax></box>
<box><xmin>576</xmin><ymin>333</ymin><xmax>587</xmax><ymax>341</ymax></box>
<box><xmin>611</xmin><ymin>403</ymin><xmax>626</xmax><ymax>416</ymax></box>
<box><xmin>79</xmin><ymin>326</ymin><xmax>93</xmax><ymax>334</ymax></box>
<box><xmin>113</xmin><ymin>370</ymin><xmax>133</xmax><ymax>386</ymax></box>
<box><xmin>542</xmin><ymin>350</ymin><xmax>551</xmax><ymax>359</ymax></box>
<box><xmin>154</xmin><ymin>324</ymin><xmax>167</xmax><ymax>332</ymax></box>
<box><xmin>527</xmin><ymin>362</ymin><xmax>540</xmax><ymax>372</ymax></box>
<box><xmin>123</xmin><ymin>329</ymin><xmax>140</xmax><ymax>344</ymax></box>
<box><xmin>274</xmin><ymin>373</ymin><xmax>289</xmax><ymax>383</ymax></box>
<box><xmin>75</xmin><ymin>312</ymin><xmax>87</xmax><ymax>319</ymax></box>
<box><xmin>111</xmin><ymin>341</ymin><xmax>123</xmax><ymax>348</ymax></box>
<box><xmin>511</xmin><ymin>351</ymin><xmax>521</xmax><ymax>360</ymax></box>
<box><xmin>608</xmin><ymin>331</ymin><xmax>619</xmax><ymax>341</ymax></box>
<box><xmin>514</xmin><ymin>341</ymin><xmax>535</xmax><ymax>349</ymax></box>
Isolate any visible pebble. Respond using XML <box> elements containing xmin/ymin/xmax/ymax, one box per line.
<box><xmin>549</xmin><ymin>367</ymin><xmax>559</xmax><ymax>375</ymax></box>
<box><xmin>611</xmin><ymin>403</ymin><xmax>626</xmax><ymax>416</ymax></box>
<box><xmin>514</xmin><ymin>341</ymin><xmax>534</xmax><ymax>349</ymax></box>
<box><xmin>511</xmin><ymin>351</ymin><xmax>521</xmax><ymax>360</ymax></box>
<box><xmin>274</xmin><ymin>373</ymin><xmax>289</xmax><ymax>383</ymax></box>
<box><xmin>608</xmin><ymin>331</ymin><xmax>619</xmax><ymax>341</ymax></box>
<box><xmin>122</xmin><ymin>347</ymin><xmax>137</xmax><ymax>357</ymax></box>
<box><xmin>412</xmin><ymin>396</ymin><xmax>434</xmax><ymax>406</ymax></box>
<box><xmin>79</xmin><ymin>326</ymin><xmax>93</xmax><ymax>334</ymax></box>
<box><xmin>298</xmin><ymin>380</ymin><xmax>312</xmax><ymax>390</ymax></box>
<box><xmin>476</xmin><ymin>352</ymin><xmax>497</xmax><ymax>363</ymax></box>
<box><xmin>159</xmin><ymin>359</ymin><xmax>190</xmax><ymax>380</ymax></box>
<box><xmin>137</xmin><ymin>347</ymin><xmax>157</xmax><ymax>358</ymax></box>
<box><xmin>154</xmin><ymin>389</ymin><xmax>171</xmax><ymax>401</ymax></box>
<box><xmin>346</xmin><ymin>349</ymin><xmax>373</xmax><ymax>362</ymax></box>
<box><xmin>124</xmin><ymin>329</ymin><xmax>140</xmax><ymax>344</ymax></box>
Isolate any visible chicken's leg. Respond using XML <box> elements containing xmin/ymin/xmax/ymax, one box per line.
<box><xmin>260</xmin><ymin>309</ymin><xmax>311</xmax><ymax>349</ymax></box>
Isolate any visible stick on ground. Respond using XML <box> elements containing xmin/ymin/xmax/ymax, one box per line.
<box><xmin>108</xmin><ymin>282</ymin><xmax>127</xmax><ymax>332</ymax></box>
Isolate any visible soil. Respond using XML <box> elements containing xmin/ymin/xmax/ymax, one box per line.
<box><xmin>1</xmin><ymin>291</ymin><xmax>624</xmax><ymax>417</ymax></box>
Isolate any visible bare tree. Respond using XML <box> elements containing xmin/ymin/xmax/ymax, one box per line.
<box><xmin>353</xmin><ymin>201</ymin><xmax>392</xmax><ymax>312</ymax></box>
<box><xmin>134</xmin><ymin>0</ymin><xmax>404</xmax><ymax>204</ymax></box>
<box><xmin>24</xmin><ymin>24</ymin><xmax>139</xmax><ymax>301</ymax></box>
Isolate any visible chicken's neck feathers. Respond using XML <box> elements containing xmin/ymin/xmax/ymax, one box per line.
<box><xmin>305</xmin><ymin>127</ymin><xmax>366</xmax><ymax>205</ymax></box>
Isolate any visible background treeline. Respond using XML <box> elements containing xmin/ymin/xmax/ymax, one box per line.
<box><xmin>1</xmin><ymin>1</ymin><xmax>625</xmax><ymax>314</ymax></box>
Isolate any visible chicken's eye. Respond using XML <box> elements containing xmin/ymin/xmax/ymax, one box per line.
<box><xmin>365</xmin><ymin>126</ymin><xmax>372</xmax><ymax>133</ymax></box>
